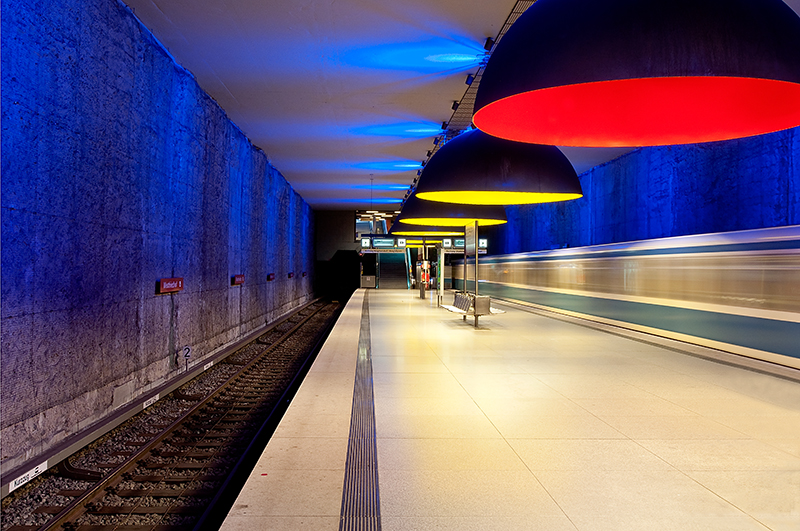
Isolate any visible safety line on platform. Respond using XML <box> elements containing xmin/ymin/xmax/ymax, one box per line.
<box><xmin>339</xmin><ymin>290</ymin><xmax>381</xmax><ymax>530</ymax></box>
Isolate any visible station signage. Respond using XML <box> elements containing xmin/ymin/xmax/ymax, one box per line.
<box><xmin>9</xmin><ymin>460</ymin><xmax>47</xmax><ymax>493</ymax></box>
<box><xmin>159</xmin><ymin>278</ymin><xmax>183</xmax><ymax>294</ymax></box>
<box><xmin>231</xmin><ymin>274</ymin><xmax>245</xmax><ymax>286</ymax></box>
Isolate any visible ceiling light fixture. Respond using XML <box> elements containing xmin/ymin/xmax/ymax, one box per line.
<box><xmin>389</xmin><ymin>225</ymin><xmax>465</xmax><ymax>237</ymax></box>
<box><xmin>414</xmin><ymin>129</ymin><xmax>582</xmax><ymax>205</ymax></box>
<box><xmin>396</xmin><ymin>193</ymin><xmax>506</xmax><ymax>227</ymax></box>
<box><xmin>474</xmin><ymin>0</ymin><xmax>800</xmax><ymax>147</ymax></box>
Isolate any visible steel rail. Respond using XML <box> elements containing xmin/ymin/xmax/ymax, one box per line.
<box><xmin>34</xmin><ymin>302</ymin><xmax>333</xmax><ymax>531</ymax></box>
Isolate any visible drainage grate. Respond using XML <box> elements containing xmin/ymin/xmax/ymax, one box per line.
<box><xmin>339</xmin><ymin>291</ymin><xmax>381</xmax><ymax>531</ymax></box>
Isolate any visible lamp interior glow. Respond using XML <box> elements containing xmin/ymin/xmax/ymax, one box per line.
<box><xmin>416</xmin><ymin>190</ymin><xmax>583</xmax><ymax>205</ymax></box>
<box><xmin>474</xmin><ymin>76</ymin><xmax>800</xmax><ymax>147</ymax></box>
<box><xmin>390</xmin><ymin>228</ymin><xmax>465</xmax><ymax>236</ymax></box>
<box><xmin>398</xmin><ymin>217</ymin><xmax>506</xmax><ymax>227</ymax></box>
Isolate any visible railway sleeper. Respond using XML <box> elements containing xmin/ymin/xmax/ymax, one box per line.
<box><xmin>87</xmin><ymin>505</ymin><xmax>203</xmax><ymax>515</ymax></box>
<box><xmin>113</xmin><ymin>488</ymin><xmax>216</xmax><ymax>497</ymax></box>
<box><xmin>130</xmin><ymin>474</ymin><xmax>220</xmax><ymax>483</ymax></box>
<box><xmin>153</xmin><ymin>450</ymin><xmax>217</xmax><ymax>458</ymax></box>
<box><xmin>187</xmin><ymin>440</ymin><xmax>245</xmax><ymax>448</ymax></box>
<box><xmin>58</xmin><ymin>489</ymin><xmax>90</xmax><ymax>497</ymax></box>
<box><xmin>33</xmin><ymin>506</ymin><xmax>66</xmax><ymax>514</ymax></box>
<box><xmin>143</xmin><ymin>462</ymin><xmax>223</xmax><ymax>469</ymax></box>
<box><xmin>70</xmin><ymin>525</ymin><xmax>194</xmax><ymax>531</ymax></box>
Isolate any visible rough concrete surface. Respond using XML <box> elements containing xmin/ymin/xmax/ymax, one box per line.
<box><xmin>1</xmin><ymin>0</ymin><xmax>314</xmax><ymax>472</ymax></box>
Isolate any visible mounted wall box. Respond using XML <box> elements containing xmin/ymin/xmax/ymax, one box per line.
<box><xmin>288</xmin><ymin>272</ymin><xmax>295</xmax><ymax>278</ymax></box>
<box><xmin>267</xmin><ymin>273</ymin><xmax>276</xmax><ymax>281</ymax></box>
<box><xmin>158</xmin><ymin>278</ymin><xmax>184</xmax><ymax>294</ymax></box>
<box><xmin>231</xmin><ymin>274</ymin><xmax>245</xmax><ymax>286</ymax></box>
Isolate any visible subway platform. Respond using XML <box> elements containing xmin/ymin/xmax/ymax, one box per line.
<box><xmin>220</xmin><ymin>288</ymin><xmax>800</xmax><ymax>531</ymax></box>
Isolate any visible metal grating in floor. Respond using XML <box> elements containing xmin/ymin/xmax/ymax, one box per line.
<box><xmin>339</xmin><ymin>290</ymin><xmax>381</xmax><ymax>531</ymax></box>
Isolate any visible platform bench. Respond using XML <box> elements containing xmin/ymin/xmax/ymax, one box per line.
<box><xmin>442</xmin><ymin>293</ymin><xmax>505</xmax><ymax>317</ymax></box>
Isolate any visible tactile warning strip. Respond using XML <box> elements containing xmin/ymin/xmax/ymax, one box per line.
<box><xmin>339</xmin><ymin>291</ymin><xmax>381</xmax><ymax>530</ymax></box>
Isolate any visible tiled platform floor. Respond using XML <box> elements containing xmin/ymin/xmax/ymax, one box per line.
<box><xmin>222</xmin><ymin>289</ymin><xmax>800</xmax><ymax>531</ymax></box>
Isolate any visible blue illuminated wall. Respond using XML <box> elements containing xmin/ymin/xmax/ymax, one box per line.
<box><xmin>1</xmin><ymin>0</ymin><xmax>314</xmax><ymax>471</ymax></box>
<box><xmin>494</xmin><ymin>128</ymin><xmax>800</xmax><ymax>253</ymax></box>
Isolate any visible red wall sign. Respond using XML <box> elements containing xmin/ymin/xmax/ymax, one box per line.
<box><xmin>159</xmin><ymin>278</ymin><xmax>183</xmax><ymax>294</ymax></box>
<box><xmin>267</xmin><ymin>273</ymin><xmax>276</xmax><ymax>281</ymax></box>
<box><xmin>232</xmin><ymin>274</ymin><xmax>245</xmax><ymax>286</ymax></box>
<box><xmin>288</xmin><ymin>272</ymin><xmax>294</xmax><ymax>278</ymax></box>
<box><xmin>302</xmin><ymin>271</ymin><xmax>307</xmax><ymax>277</ymax></box>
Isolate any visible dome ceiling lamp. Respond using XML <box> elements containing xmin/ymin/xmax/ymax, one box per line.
<box><xmin>389</xmin><ymin>225</ymin><xmax>465</xmax><ymax>237</ymax></box>
<box><xmin>397</xmin><ymin>193</ymin><xmax>507</xmax><ymax>227</ymax></box>
<box><xmin>473</xmin><ymin>0</ymin><xmax>800</xmax><ymax>148</ymax></box>
<box><xmin>414</xmin><ymin>129</ymin><xmax>582</xmax><ymax>205</ymax></box>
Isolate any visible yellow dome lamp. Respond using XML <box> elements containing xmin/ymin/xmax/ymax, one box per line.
<box><xmin>413</xmin><ymin>129</ymin><xmax>582</xmax><ymax>206</ymax></box>
<box><xmin>389</xmin><ymin>225</ymin><xmax>465</xmax><ymax>237</ymax></box>
<box><xmin>396</xmin><ymin>192</ymin><xmax>507</xmax><ymax>227</ymax></box>
<box><xmin>473</xmin><ymin>0</ymin><xmax>800</xmax><ymax>148</ymax></box>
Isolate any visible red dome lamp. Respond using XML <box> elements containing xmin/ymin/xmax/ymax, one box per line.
<box><xmin>474</xmin><ymin>0</ymin><xmax>800</xmax><ymax>147</ymax></box>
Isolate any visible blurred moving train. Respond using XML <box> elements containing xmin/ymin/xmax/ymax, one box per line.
<box><xmin>453</xmin><ymin>225</ymin><xmax>800</xmax><ymax>370</ymax></box>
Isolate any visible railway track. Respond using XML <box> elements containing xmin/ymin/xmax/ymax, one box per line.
<box><xmin>2</xmin><ymin>300</ymin><xmax>341</xmax><ymax>531</ymax></box>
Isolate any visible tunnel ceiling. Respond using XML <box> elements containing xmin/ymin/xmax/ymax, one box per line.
<box><xmin>122</xmin><ymin>0</ymin><xmax>800</xmax><ymax>211</ymax></box>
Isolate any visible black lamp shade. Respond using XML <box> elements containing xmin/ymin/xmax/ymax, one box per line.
<box><xmin>414</xmin><ymin>129</ymin><xmax>582</xmax><ymax>205</ymax></box>
<box><xmin>397</xmin><ymin>193</ymin><xmax>507</xmax><ymax>227</ymax></box>
<box><xmin>474</xmin><ymin>0</ymin><xmax>800</xmax><ymax>147</ymax></box>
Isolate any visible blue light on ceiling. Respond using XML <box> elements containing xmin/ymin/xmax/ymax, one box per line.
<box><xmin>333</xmin><ymin>197</ymin><xmax>404</xmax><ymax>204</ymax></box>
<box><xmin>343</xmin><ymin>38</ymin><xmax>484</xmax><ymax>72</ymax></box>
<box><xmin>349</xmin><ymin>183</ymin><xmax>411</xmax><ymax>191</ymax></box>
<box><xmin>311</xmin><ymin>182</ymin><xmax>410</xmax><ymax>191</ymax></box>
<box><xmin>424</xmin><ymin>53</ymin><xmax>479</xmax><ymax>63</ymax></box>
<box><xmin>354</xmin><ymin>161</ymin><xmax>424</xmax><ymax>171</ymax></box>
<box><xmin>350</xmin><ymin>121</ymin><xmax>443</xmax><ymax>137</ymax></box>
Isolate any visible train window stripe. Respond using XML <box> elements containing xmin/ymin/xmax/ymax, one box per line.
<box><xmin>479</xmin><ymin>282</ymin><xmax>800</xmax><ymax>324</ymax></box>
<box><xmin>467</xmin><ymin>282</ymin><xmax>800</xmax><ymax>362</ymax></box>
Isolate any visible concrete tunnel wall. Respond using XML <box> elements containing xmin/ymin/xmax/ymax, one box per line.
<box><xmin>1</xmin><ymin>0</ymin><xmax>315</xmax><ymax>472</ymax></box>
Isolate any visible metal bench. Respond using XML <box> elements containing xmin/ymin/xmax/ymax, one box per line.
<box><xmin>441</xmin><ymin>292</ymin><xmax>472</xmax><ymax>314</ymax></box>
<box><xmin>442</xmin><ymin>293</ymin><xmax>505</xmax><ymax>326</ymax></box>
